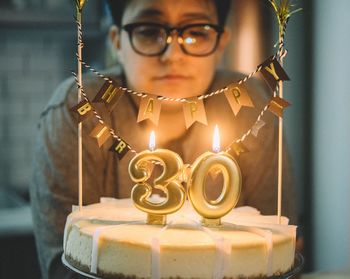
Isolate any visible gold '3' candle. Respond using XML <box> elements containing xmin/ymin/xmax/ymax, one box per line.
<box><xmin>129</xmin><ymin>131</ymin><xmax>186</xmax><ymax>225</ymax></box>
<box><xmin>188</xmin><ymin>125</ymin><xmax>242</xmax><ymax>226</ymax></box>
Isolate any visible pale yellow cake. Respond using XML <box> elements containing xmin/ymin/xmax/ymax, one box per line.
<box><xmin>63</xmin><ymin>198</ymin><xmax>296</xmax><ymax>279</ymax></box>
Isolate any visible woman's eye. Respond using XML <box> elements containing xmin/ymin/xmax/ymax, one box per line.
<box><xmin>136</xmin><ymin>27</ymin><xmax>162</xmax><ymax>38</ymax></box>
<box><xmin>188</xmin><ymin>30</ymin><xmax>208</xmax><ymax>37</ymax></box>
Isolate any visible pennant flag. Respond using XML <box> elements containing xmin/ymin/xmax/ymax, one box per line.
<box><xmin>93</xmin><ymin>80</ymin><xmax>124</xmax><ymax>112</ymax></box>
<box><xmin>225</xmin><ymin>83</ymin><xmax>254</xmax><ymax>116</ymax></box>
<box><xmin>268</xmin><ymin>96</ymin><xmax>291</xmax><ymax>117</ymax></box>
<box><xmin>89</xmin><ymin>123</ymin><xmax>111</xmax><ymax>147</ymax></box>
<box><xmin>228</xmin><ymin>142</ymin><xmax>249</xmax><ymax>158</ymax></box>
<box><xmin>251</xmin><ymin>120</ymin><xmax>266</xmax><ymax>137</ymax></box>
<box><xmin>109</xmin><ymin>137</ymin><xmax>131</xmax><ymax>160</ymax></box>
<box><xmin>70</xmin><ymin>100</ymin><xmax>94</xmax><ymax>123</ymax></box>
<box><xmin>137</xmin><ymin>95</ymin><xmax>162</xmax><ymax>125</ymax></box>
<box><xmin>260</xmin><ymin>57</ymin><xmax>290</xmax><ymax>90</ymax></box>
<box><xmin>183</xmin><ymin>98</ymin><xmax>208</xmax><ymax>129</ymax></box>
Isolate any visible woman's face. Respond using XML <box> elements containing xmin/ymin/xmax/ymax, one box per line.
<box><xmin>111</xmin><ymin>0</ymin><xmax>229</xmax><ymax>100</ymax></box>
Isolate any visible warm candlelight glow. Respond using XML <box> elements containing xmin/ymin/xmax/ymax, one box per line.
<box><xmin>149</xmin><ymin>131</ymin><xmax>156</xmax><ymax>151</ymax></box>
<box><xmin>213</xmin><ymin>125</ymin><xmax>220</xmax><ymax>153</ymax></box>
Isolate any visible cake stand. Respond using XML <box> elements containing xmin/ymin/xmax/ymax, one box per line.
<box><xmin>62</xmin><ymin>252</ymin><xmax>304</xmax><ymax>279</ymax></box>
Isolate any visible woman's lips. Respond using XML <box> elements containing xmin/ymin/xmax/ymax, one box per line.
<box><xmin>153</xmin><ymin>75</ymin><xmax>191</xmax><ymax>81</ymax></box>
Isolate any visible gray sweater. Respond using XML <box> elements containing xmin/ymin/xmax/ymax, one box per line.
<box><xmin>30</xmin><ymin>68</ymin><xmax>296</xmax><ymax>279</ymax></box>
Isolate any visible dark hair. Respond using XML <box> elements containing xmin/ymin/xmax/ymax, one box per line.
<box><xmin>106</xmin><ymin>0</ymin><xmax>231</xmax><ymax>27</ymax></box>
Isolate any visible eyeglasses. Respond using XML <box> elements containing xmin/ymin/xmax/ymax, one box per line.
<box><xmin>122</xmin><ymin>22</ymin><xmax>224</xmax><ymax>57</ymax></box>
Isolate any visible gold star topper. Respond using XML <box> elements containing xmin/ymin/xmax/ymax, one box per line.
<box><xmin>268</xmin><ymin>0</ymin><xmax>302</xmax><ymax>35</ymax></box>
<box><xmin>75</xmin><ymin>0</ymin><xmax>87</xmax><ymax>11</ymax></box>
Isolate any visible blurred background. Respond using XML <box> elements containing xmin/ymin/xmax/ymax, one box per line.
<box><xmin>0</xmin><ymin>0</ymin><xmax>349</xmax><ymax>278</ymax></box>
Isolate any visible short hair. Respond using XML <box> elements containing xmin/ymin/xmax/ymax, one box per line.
<box><xmin>106</xmin><ymin>0</ymin><xmax>231</xmax><ymax>27</ymax></box>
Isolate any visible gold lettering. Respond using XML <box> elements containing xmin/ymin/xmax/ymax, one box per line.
<box><xmin>232</xmin><ymin>87</ymin><xmax>241</xmax><ymax>104</ymax></box>
<box><xmin>115</xmin><ymin>140</ymin><xmax>127</xmax><ymax>153</ymax></box>
<box><xmin>102</xmin><ymin>85</ymin><xmax>118</xmax><ymax>104</ymax></box>
<box><xmin>265</xmin><ymin>62</ymin><xmax>279</xmax><ymax>80</ymax></box>
<box><xmin>96</xmin><ymin>126</ymin><xmax>108</xmax><ymax>138</ymax></box>
<box><xmin>77</xmin><ymin>102</ymin><xmax>92</xmax><ymax>115</ymax></box>
<box><xmin>145</xmin><ymin>98</ymin><xmax>154</xmax><ymax>114</ymax></box>
<box><xmin>189</xmin><ymin>102</ymin><xmax>197</xmax><ymax>117</ymax></box>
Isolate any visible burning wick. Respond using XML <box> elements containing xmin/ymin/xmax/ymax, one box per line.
<box><xmin>149</xmin><ymin>131</ymin><xmax>156</xmax><ymax>152</ymax></box>
<box><xmin>212</xmin><ymin>125</ymin><xmax>221</xmax><ymax>153</ymax></box>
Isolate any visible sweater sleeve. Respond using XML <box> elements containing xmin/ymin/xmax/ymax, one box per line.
<box><xmin>29</xmin><ymin>78</ymin><xmax>110</xmax><ymax>279</ymax></box>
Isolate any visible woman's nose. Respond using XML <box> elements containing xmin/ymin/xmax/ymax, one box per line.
<box><xmin>160</xmin><ymin>34</ymin><xmax>185</xmax><ymax>62</ymax></box>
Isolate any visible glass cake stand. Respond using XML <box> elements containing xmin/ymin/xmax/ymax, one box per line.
<box><xmin>62</xmin><ymin>252</ymin><xmax>304</xmax><ymax>279</ymax></box>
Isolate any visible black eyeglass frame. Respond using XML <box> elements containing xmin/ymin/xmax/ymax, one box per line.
<box><xmin>122</xmin><ymin>22</ymin><xmax>224</xmax><ymax>57</ymax></box>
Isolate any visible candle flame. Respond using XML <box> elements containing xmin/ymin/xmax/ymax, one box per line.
<box><xmin>149</xmin><ymin>131</ymin><xmax>156</xmax><ymax>151</ymax></box>
<box><xmin>213</xmin><ymin>125</ymin><xmax>220</xmax><ymax>153</ymax></box>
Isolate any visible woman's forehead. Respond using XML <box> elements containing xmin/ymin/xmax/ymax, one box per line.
<box><xmin>122</xmin><ymin>0</ymin><xmax>218</xmax><ymax>25</ymax></box>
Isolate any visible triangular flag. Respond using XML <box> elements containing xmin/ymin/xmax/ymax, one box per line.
<box><xmin>93</xmin><ymin>80</ymin><xmax>124</xmax><ymax>112</ymax></box>
<box><xmin>260</xmin><ymin>57</ymin><xmax>290</xmax><ymax>90</ymax></box>
<box><xmin>109</xmin><ymin>137</ymin><xmax>131</xmax><ymax>160</ymax></box>
<box><xmin>70</xmin><ymin>100</ymin><xmax>94</xmax><ymax>123</ymax></box>
<box><xmin>182</xmin><ymin>98</ymin><xmax>208</xmax><ymax>129</ymax></box>
<box><xmin>268</xmin><ymin>96</ymin><xmax>291</xmax><ymax>117</ymax></box>
<box><xmin>137</xmin><ymin>95</ymin><xmax>162</xmax><ymax>125</ymax></box>
<box><xmin>227</xmin><ymin>142</ymin><xmax>249</xmax><ymax>158</ymax></box>
<box><xmin>89</xmin><ymin>123</ymin><xmax>111</xmax><ymax>147</ymax></box>
<box><xmin>251</xmin><ymin>120</ymin><xmax>266</xmax><ymax>137</ymax></box>
<box><xmin>225</xmin><ymin>83</ymin><xmax>254</xmax><ymax>116</ymax></box>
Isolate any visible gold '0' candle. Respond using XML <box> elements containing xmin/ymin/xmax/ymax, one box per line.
<box><xmin>129</xmin><ymin>131</ymin><xmax>186</xmax><ymax>225</ymax></box>
<box><xmin>188</xmin><ymin>125</ymin><xmax>242</xmax><ymax>226</ymax></box>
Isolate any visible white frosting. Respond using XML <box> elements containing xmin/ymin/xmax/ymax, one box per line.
<box><xmin>64</xmin><ymin>198</ymin><xmax>297</xmax><ymax>279</ymax></box>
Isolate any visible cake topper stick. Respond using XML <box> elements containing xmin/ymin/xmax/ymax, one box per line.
<box><xmin>76</xmin><ymin>2</ymin><xmax>85</xmax><ymax>210</ymax></box>
<box><xmin>277</xmin><ymin>55</ymin><xmax>285</xmax><ymax>224</ymax></box>
<box><xmin>269</xmin><ymin>0</ymin><xmax>302</xmax><ymax>224</ymax></box>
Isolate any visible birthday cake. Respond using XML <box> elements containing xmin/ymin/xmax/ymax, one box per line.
<box><xmin>63</xmin><ymin>197</ymin><xmax>296</xmax><ymax>279</ymax></box>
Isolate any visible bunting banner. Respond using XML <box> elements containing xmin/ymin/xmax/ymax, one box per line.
<box><xmin>225</xmin><ymin>83</ymin><xmax>255</xmax><ymax>116</ymax></box>
<box><xmin>90</xmin><ymin>123</ymin><xmax>111</xmax><ymax>147</ymax></box>
<box><xmin>137</xmin><ymin>95</ymin><xmax>162</xmax><ymax>125</ymax></box>
<box><xmin>70</xmin><ymin>55</ymin><xmax>293</xmax><ymax>155</ymax></box>
<box><xmin>268</xmin><ymin>96</ymin><xmax>291</xmax><ymax>117</ymax></box>
<box><xmin>109</xmin><ymin>137</ymin><xmax>131</xmax><ymax>160</ymax></box>
<box><xmin>260</xmin><ymin>57</ymin><xmax>290</xmax><ymax>90</ymax></box>
<box><xmin>183</xmin><ymin>98</ymin><xmax>208</xmax><ymax>129</ymax></box>
<box><xmin>70</xmin><ymin>100</ymin><xmax>94</xmax><ymax>123</ymax></box>
<box><xmin>93</xmin><ymin>80</ymin><xmax>124</xmax><ymax>112</ymax></box>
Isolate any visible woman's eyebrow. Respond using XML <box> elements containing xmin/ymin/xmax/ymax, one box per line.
<box><xmin>131</xmin><ymin>9</ymin><xmax>213</xmax><ymax>22</ymax></box>
<box><xmin>180</xmin><ymin>12</ymin><xmax>213</xmax><ymax>22</ymax></box>
<box><xmin>131</xmin><ymin>8</ymin><xmax>163</xmax><ymax>20</ymax></box>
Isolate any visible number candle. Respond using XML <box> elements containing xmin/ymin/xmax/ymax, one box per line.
<box><xmin>188</xmin><ymin>125</ymin><xmax>242</xmax><ymax>226</ymax></box>
<box><xmin>129</xmin><ymin>131</ymin><xmax>186</xmax><ymax>225</ymax></box>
